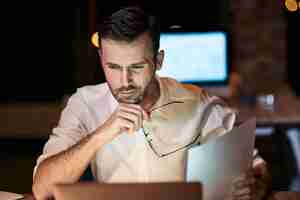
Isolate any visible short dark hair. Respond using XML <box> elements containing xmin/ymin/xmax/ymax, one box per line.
<box><xmin>97</xmin><ymin>5</ymin><xmax>160</xmax><ymax>54</ymax></box>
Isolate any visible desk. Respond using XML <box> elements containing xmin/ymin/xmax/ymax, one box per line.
<box><xmin>3</xmin><ymin>85</ymin><xmax>300</xmax><ymax>199</ymax></box>
<box><xmin>20</xmin><ymin>191</ymin><xmax>300</xmax><ymax>200</ymax></box>
<box><xmin>267</xmin><ymin>192</ymin><xmax>300</xmax><ymax>200</ymax></box>
<box><xmin>226</xmin><ymin>84</ymin><xmax>300</xmax><ymax>191</ymax></box>
<box><xmin>227</xmin><ymin>84</ymin><xmax>300</xmax><ymax>127</ymax></box>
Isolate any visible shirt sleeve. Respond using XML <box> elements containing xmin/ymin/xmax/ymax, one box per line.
<box><xmin>199</xmin><ymin>94</ymin><xmax>266</xmax><ymax>165</ymax></box>
<box><xmin>199</xmin><ymin>95</ymin><xmax>237</xmax><ymax>144</ymax></box>
<box><xmin>33</xmin><ymin>90</ymin><xmax>90</xmax><ymax>179</ymax></box>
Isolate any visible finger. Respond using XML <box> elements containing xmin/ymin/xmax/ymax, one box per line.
<box><xmin>234</xmin><ymin>177</ymin><xmax>256</xmax><ymax>189</ymax></box>
<box><xmin>119</xmin><ymin>107</ymin><xmax>142</xmax><ymax>129</ymax></box>
<box><xmin>233</xmin><ymin>187</ymin><xmax>251</xmax><ymax>197</ymax></box>
<box><xmin>233</xmin><ymin>173</ymin><xmax>255</xmax><ymax>189</ymax></box>
<box><xmin>234</xmin><ymin>170</ymin><xmax>255</xmax><ymax>182</ymax></box>
<box><xmin>120</xmin><ymin>103</ymin><xmax>150</xmax><ymax>121</ymax></box>
<box><xmin>231</xmin><ymin>186</ymin><xmax>253</xmax><ymax>200</ymax></box>
<box><xmin>253</xmin><ymin>160</ymin><xmax>267</xmax><ymax>177</ymax></box>
<box><xmin>232</xmin><ymin>173</ymin><xmax>247</xmax><ymax>185</ymax></box>
<box><xmin>246</xmin><ymin>167</ymin><xmax>254</xmax><ymax>177</ymax></box>
<box><xmin>117</xmin><ymin>112</ymin><xmax>139</xmax><ymax>133</ymax></box>
<box><xmin>118</xmin><ymin>116</ymin><xmax>135</xmax><ymax>134</ymax></box>
<box><xmin>120</xmin><ymin>103</ymin><xmax>144</xmax><ymax>111</ymax></box>
<box><xmin>120</xmin><ymin>104</ymin><xmax>143</xmax><ymax>113</ymax></box>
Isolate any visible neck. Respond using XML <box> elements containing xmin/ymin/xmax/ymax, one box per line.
<box><xmin>140</xmin><ymin>77</ymin><xmax>160</xmax><ymax>112</ymax></box>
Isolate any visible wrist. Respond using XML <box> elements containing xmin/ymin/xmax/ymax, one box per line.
<box><xmin>92</xmin><ymin>126</ymin><xmax>117</xmax><ymax>147</ymax></box>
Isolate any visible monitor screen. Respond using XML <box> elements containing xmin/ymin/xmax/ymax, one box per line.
<box><xmin>157</xmin><ymin>31</ymin><xmax>229</xmax><ymax>85</ymax></box>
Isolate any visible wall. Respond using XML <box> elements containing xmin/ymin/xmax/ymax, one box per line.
<box><xmin>230</xmin><ymin>0</ymin><xmax>287</xmax><ymax>96</ymax></box>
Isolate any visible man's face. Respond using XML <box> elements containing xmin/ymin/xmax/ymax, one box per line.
<box><xmin>99</xmin><ymin>32</ymin><xmax>161</xmax><ymax>104</ymax></box>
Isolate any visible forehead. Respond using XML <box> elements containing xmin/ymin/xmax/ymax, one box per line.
<box><xmin>100</xmin><ymin>32</ymin><xmax>154</xmax><ymax>65</ymax></box>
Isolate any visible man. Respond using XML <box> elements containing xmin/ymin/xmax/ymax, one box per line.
<box><xmin>32</xmin><ymin>5</ymin><xmax>271</xmax><ymax>200</ymax></box>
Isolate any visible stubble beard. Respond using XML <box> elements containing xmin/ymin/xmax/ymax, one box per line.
<box><xmin>110</xmin><ymin>84</ymin><xmax>144</xmax><ymax>104</ymax></box>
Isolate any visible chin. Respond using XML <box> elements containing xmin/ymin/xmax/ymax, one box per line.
<box><xmin>118</xmin><ymin>97</ymin><xmax>142</xmax><ymax>104</ymax></box>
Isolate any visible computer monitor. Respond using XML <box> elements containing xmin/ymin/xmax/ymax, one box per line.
<box><xmin>157</xmin><ymin>31</ymin><xmax>230</xmax><ymax>86</ymax></box>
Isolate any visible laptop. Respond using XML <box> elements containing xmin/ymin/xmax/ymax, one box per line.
<box><xmin>53</xmin><ymin>182</ymin><xmax>202</xmax><ymax>200</ymax></box>
<box><xmin>52</xmin><ymin>119</ymin><xmax>255</xmax><ymax>200</ymax></box>
<box><xmin>186</xmin><ymin>117</ymin><xmax>256</xmax><ymax>200</ymax></box>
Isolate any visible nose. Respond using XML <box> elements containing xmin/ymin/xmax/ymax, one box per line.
<box><xmin>121</xmin><ymin>68</ymin><xmax>131</xmax><ymax>87</ymax></box>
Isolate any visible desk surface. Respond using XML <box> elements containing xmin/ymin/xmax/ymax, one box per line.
<box><xmin>267</xmin><ymin>191</ymin><xmax>300</xmax><ymax>200</ymax></box>
<box><xmin>20</xmin><ymin>191</ymin><xmax>300</xmax><ymax>200</ymax></box>
<box><xmin>227</xmin><ymin>84</ymin><xmax>300</xmax><ymax>127</ymax></box>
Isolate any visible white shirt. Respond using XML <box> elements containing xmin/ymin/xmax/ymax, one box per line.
<box><xmin>33</xmin><ymin>76</ymin><xmax>237</xmax><ymax>183</ymax></box>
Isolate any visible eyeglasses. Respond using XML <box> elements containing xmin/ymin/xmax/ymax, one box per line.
<box><xmin>142</xmin><ymin>98</ymin><xmax>228</xmax><ymax>158</ymax></box>
<box><xmin>142</xmin><ymin>101</ymin><xmax>202</xmax><ymax>158</ymax></box>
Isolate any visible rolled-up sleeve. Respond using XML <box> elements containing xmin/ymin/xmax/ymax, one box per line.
<box><xmin>200</xmin><ymin>96</ymin><xmax>237</xmax><ymax>144</ymax></box>
<box><xmin>199</xmin><ymin>95</ymin><xmax>265</xmax><ymax>165</ymax></box>
<box><xmin>33</xmin><ymin>90</ymin><xmax>90</xmax><ymax>179</ymax></box>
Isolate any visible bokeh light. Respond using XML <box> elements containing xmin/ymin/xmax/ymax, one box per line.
<box><xmin>285</xmin><ymin>0</ymin><xmax>298</xmax><ymax>12</ymax></box>
<box><xmin>91</xmin><ymin>32</ymin><xmax>99</xmax><ymax>48</ymax></box>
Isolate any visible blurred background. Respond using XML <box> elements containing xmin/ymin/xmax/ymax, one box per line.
<box><xmin>0</xmin><ymin>0</ymin><xmax>299</xmax><ymax>194</ymax></box>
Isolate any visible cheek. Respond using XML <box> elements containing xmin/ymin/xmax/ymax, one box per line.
<box><xmin>140</xmin><ymin>68</ymin><xmax>154</xmax><ymax>87</ymax></box>
<box><xmin>103</xmin><ymin>68</ymin><xmax>120</xmax><ymax>88</ymax></box>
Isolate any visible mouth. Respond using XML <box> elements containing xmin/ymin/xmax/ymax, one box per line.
<box><xmin>119</xmin><ymin>90</ymin><xmax>136</xmax><ymax>95</ymax></box>
<box><xmin>117</xmin><ymin>90</ymin><xmax>142</xmax><ymax>104</ymax></box>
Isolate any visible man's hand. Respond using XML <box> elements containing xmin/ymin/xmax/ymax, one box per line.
<box><xmin>96</xmin><ymin>103</ymin><xmax>149</xmax><ymax>143</ymax></box>
<box><xmin>32</xmin><ymin>104</ymin><xmax>150</xmax><ymax>200</ymax></box>
<box><xmin>252</xmin><ymin>159</ymin><xmax>272</xmax><ymax>200</ymax></box>
<box><xmin>229</xmin><ymin>169</ymin><xmax>255</xmax><ymax>200</ymax></box>
<box><xmin>229</xmin><ymin>160</ymin><xmax>271</xmax><ymax>200</ymax></box>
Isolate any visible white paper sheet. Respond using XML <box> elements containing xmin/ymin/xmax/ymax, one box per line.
<box><xmin>0</xmin><ymin>191</ymin><xmax>23</xmax><ymax>200</ymax></box>
<box><xmin>186</xmin><ymin>118</ymin><xmax>256</xmax><ymax>200</ymax></box>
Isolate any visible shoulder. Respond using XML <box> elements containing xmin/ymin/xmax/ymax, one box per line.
<box><xmin>182</xmin><ymin>83</ymin><xmax>210</xmax><ymax>101</ymax></box>
<box><xmin>56</xmin><ymin>82</ymin><xmax>112</xmax><ymax>132</ymax></box>
<box><xmin>159</xmin><ymin>76</ymin><xmax>236</xmax><ymax>118</ymax></box>
<box><xmin>159</xmin><ymin>76</ymin><xmax>210</xmax><ymax>103</ymax></box>
<box><xmin>65</xmin><ymin>82</ymin><xmax>110</xmax><ymax>107</ymax></box>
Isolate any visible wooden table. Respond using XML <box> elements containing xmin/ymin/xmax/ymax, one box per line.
<box><xmin>267</xmin><ymin>191</ymin><xmax>300</xmax><ymax>200</ymax></box>
<box><xmin>22</xmin><ymin>191</ymin><xmax>300</xmax><ymax>200</ymax></box>
<box><xmin>226</xmin><ymin>84</ymin><xmax>300</xmax><ymax>192</ymax></box>
<box><xmin>227</xmin><ymin>84</ymin><xmax>300</xmax><ymax>128</ymax></box>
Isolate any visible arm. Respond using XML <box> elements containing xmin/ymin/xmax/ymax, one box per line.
<box><xmin>198</xmin><ymin>94</ymin><xmax>271</xmax><ymax>200</ymax></box>
<box><xmin>32</xmin><ymin>103</ymin><xmax>149</xmax><ymax>200</ymax></box>
<box><xmin>32</xmin><ymin>129</ymin><xmax>106</xmax><ymax>200</ymax></box>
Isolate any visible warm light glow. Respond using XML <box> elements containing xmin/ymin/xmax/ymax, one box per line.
<box><xmin>285</xmin><ymin>0</ymin><xmax>298</xmax><ymax>12</ymax></box>
<box><xmin>91</xmin><ymin>32</ymin><xmax>99</xmax><ymax>48</ymax></box>
<box><xmin>298</xmin><ymin>1</ymin><xmax>300</xmax><ymax>9</ymax></box>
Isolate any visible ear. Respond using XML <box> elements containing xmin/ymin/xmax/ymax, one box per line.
<box><xmin>155</xmin><ymin>50</ymin><xmax>164</xmax><ymax>70</ymax></box>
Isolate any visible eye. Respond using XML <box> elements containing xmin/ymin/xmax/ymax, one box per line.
<box><xmin>130</xmin><ymin>66</ymin><xmax>144</xmax><ymax>73</ymax></box>
<box><xmin>131</xmin><ymin>65</ymin><xmax>144</xmax><ymax>69</ymax></box>
<box><xmin>107</xmin><ymin>64</ymin><xmax>121</xmax><ymax>70</ymax></box>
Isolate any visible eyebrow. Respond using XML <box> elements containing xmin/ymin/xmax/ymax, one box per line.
<box><xmin>106</xmin><ymin>61</ymin><xmax>148</xmax><ymax>68</ymax></box>
<box><xmin>106</xmin><ymin>62</ymin><xmax>121</xmax><ymax>67</ymax></box>
<box><xmin>130</xmin><ymin>61</ymin><xmax>148</xmax><ymax>66</ymax></box>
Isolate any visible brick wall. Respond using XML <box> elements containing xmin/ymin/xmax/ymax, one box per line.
<box><xmin>230</xmin><ymin>0</ymin><xmax>287</xmax><ymax>96</ymax></box>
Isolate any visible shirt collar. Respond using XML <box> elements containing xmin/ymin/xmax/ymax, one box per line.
<box><xmin>150</xmin><ymin>75</ymin><xmax>197</xmax><ymax>111</ymax></box>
